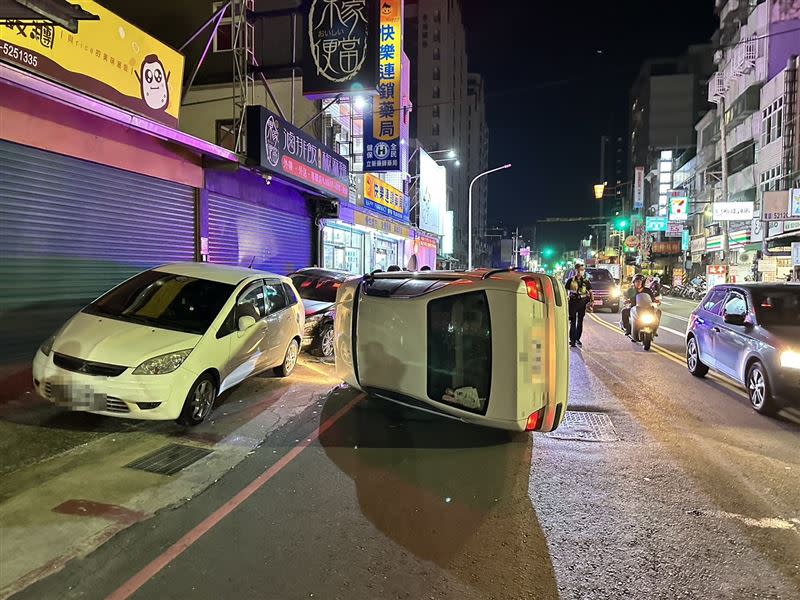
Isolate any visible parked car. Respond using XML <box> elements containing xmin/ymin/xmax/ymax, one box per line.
<box><xmin>289</xmin><ymin>268</ymin><xmax>350</xmax><ymax>358</ymax></box>
<box><xmin>585</xmin><ymin>268</ymin><xmax>622</xmax><ymax>313</ymax></box>
<box><xmin>334</xmin><ymin>269</ymin><xmax>569</xmax><ymax>432</ymax></box>
<box><xmin>686</xmin><ymin>283</ymin><xmax>800</xmax><ymax>416</ymax></box>
<box><xmin>32</xmin><ymin>263</ymin><xmax>305</xmax><ymax>425</ymax></box>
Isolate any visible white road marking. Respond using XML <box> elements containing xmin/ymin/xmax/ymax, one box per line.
<box><xmin>711</xmin><ymin>511</ymin><xmax>799</xmax><ymax>531</ymax></box>
<box><xmin>659</xmin><ymin>325</ymin><xmax>686</xmax><ymax>338</ymax></box>
<box><xmin>662</xmin><ymin>312</ymin><xmax>689</xmax><ymax>323</ymax></box>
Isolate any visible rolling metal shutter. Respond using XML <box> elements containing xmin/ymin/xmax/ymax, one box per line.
<box><xmin>0</xmin><ymin>140</ymin><xmax>196</xmax><ymax>361</ymax></box>
<box><xmin>207</xmin><ymin>192</ymin><xmax>312</xmax><ymax>276</ymax></box>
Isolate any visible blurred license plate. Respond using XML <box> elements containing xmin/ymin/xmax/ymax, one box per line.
<box><xmin>51</xmin><ymin>383</ymin><xmax>106</xmax><ymax>410</ymax></box>
<box><xmin>593</xmin><ymin>300</ymin><xmax>603</xmax><ymax>306</ymax></box>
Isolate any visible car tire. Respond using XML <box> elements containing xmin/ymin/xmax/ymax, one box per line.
<box><xmin>612</xmin><ymin>304</ymin><xmax>620</xmax><ymax>314</ymax></box>
<box><xmin>686</xmin><ymin>336</ymin><xmax>709</xmax><ymax>378</ymax></box>
<box><xmin>747</xmin><ymin>361</ymin><xmax>778</xmax><ymax>416</ymax></box>
<box><xmin>274</xmin><ymin>339</ymin><xmax>300</xmax><ymax>377</ymax></box>
<box><xmin>177</xmin><ymin>373</ymin><xmax>217</xmax><ymax>427</ymax></box>
<box><xmin>311</xmin><ymin>321</ymin><xmax>335</xmax><ymax>358</ymax></box>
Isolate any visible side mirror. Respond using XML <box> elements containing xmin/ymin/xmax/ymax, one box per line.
<box><xmin>723</xmin><ymin>312</ymin><xmax>746</xmax><ymax>326</ymax></box>
<box><xmin>238</xmin><ymin>315</ymin><xmax>257</xmax><ymax>332</ymax></box>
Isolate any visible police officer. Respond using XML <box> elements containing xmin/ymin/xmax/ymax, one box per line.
<box><xmin>564</xmin><ymin>263</ymin><xmax>593</xmax><ymax>347</ymax></box>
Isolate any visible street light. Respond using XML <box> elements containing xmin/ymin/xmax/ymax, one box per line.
<box><xmin>468</xmin><ymin>163</ymin><xmax>512</xmax><ymax>270</ymax></box>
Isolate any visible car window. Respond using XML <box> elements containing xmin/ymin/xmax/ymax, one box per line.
<box><xmin>586</xmin><ymin>269</ymin><xmax>613</xmax><ymax>282</ymax></box>
<box><xmin>549</xmin><ymin>276</ymin><xmax>563</xmax><ymax>307</ymax></box>
<box><xmin>283</xmin><ymin>283</ymin><xmax>299</xmax><ymax>306</ymax></box>
<box><xmin>264</xmin><ymin>282</ymin><xmax>288</xmax><ymax>314</ymax></box>
<box><xmin>290</xmin><ymin>274</ymin><xmax>341</xmax><ymax>303</ymax></box>
<box><xmin>236</xmin><ymin>284</ymin><xmax>267</xmax><ymax>322</ymax></box>
<box><xmin>427</xmin><ymin>291</ymin><xmax>491</xmax><ymax>415</ymax></box>
<box><xmin>701</xmin><ymin>289</ymin><xmax>727</xmax><ymax>315</ymax></box>
<box><xmin>723</xmin><ymin>291</ymin><xmax>747</xmax><ymax>316</ymax></box>
<box><xmin>83</xmin><ymin>270</ymin><xmax>235</xmax><ymax>335</ymax></box>
<box><xmin>752</xmin><ymin>288</ymin><xmax>800</xmax><ymax>326</ymax></box>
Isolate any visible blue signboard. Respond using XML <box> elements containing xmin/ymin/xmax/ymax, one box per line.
<box><xmin>363</xmin><ymin>96</ymin><xmax>401</xmax><ymax>171</ymax></box>
<box><xmin>681</xmin><ymin>229</ymin><xmax>690</xmax><ymax>251</ymax></box>
<box><xmin>646</xmin><ymin>216</ymin><xmax>668</xmax><ymax>232</ymax></box>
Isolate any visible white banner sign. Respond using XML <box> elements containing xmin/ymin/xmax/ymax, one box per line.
<box><xmin>669</xmin><ymin>197</ymin><xmax>688</xmax><ymax>221</ymax></box>
<box><xmin>634</xmin><ymin>167</ymin><xmax>645</xmax><ymax>209</ymax></box>
<box><xmin>792</xmin><ymin>242</ymin><xmax>800</xmax><ymax>267</ymax></box>
<box><xmin>666</xmin><ymin>221</ymin><xmax>683</xmax><ymax>238</ymax></box>
<box><xmin>791</xmin><ymin>189</ymin><xmax>800</xmax><ymax>218</ymax></box>
<box><xmin>713</xmin><ymin>201</ymin><xmax>754</xmax><ymax>221</ymax></box>
<box><xmin>418</xmin><ymin>149</ymin><xmax>447</xmax><ymax>236</ymax></box>
<box><xmin>690</xmin><ymin>237</ymin><xmax>706</xmax><ymax>254</ymax></box>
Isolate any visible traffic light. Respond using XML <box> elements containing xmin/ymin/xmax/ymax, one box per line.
<box><xmin>542</xmin><ymin>247</ymin><xmax>555</xmax><ymax>258</ymax></box>
<box><xmin>614</xmin><ymin>216</ymin><xmax>629</xmax><ymax>230</ymax></box>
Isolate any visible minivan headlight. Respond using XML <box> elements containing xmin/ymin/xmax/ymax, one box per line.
<box><xmin>40</xmin><ymin>335</ymin><xmax>56</xmax><ymax>357</ymax></box>
<box><xmin>133</xmin><ymin>349</ymin><xmax>193</xmax><ymax>375</ymax></box>
<box><xmin>780</xmin><ymin>350</ymin><xmax>800</xmax><ymax>370</ymax></box>
<box><xmin>610</xmin><ymin>287</ymin><xmax>621</xmax><ymax>298</ymax></box>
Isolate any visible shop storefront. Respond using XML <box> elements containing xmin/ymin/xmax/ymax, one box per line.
<box><xmin>322</xmin><ymin>224</ymin><xmax>365</xmax><ymax>274</ymax></box>
<box><xmin>0</xmin><ymin>13</ymin><xmax>237</xmax><ymax>360</ymax></box>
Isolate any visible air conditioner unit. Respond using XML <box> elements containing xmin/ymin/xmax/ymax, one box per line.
<box><xmin>713</xmin><ymin>49</ymin><xmax>724</xmax><ymax>65</ymax></box>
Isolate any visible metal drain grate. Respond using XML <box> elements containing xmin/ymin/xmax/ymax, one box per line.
<box><xmin>125</xmin><ymin>444</ymin><xmax>212</xmax><ymax>476</ymax></box>
<box><xmin>546</xmin><ymin>411</ymin><xmax>619</xmax><ymax>442</ymax></box>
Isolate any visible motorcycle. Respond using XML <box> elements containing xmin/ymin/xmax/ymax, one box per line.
<box><xmin>622</xmin><ymin>293</ymin><xmax>660</xmax><ymax>351</ymax></box>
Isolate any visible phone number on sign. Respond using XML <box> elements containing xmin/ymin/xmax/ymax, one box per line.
<box><xmin>1</xmin><ymin>42</ymin><xmax>39</xmax><ymax>67</ymax></box>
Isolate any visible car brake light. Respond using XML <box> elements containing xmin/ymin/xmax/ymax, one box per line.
<box><xmin>522</xmin><ymin>276</ymin><xmax>543</xmax><ymax>302</ymax></box>
<box><xmin>525</xmin><ymin>408</ymin><xmax>546</xmax><ymax>431</ymax></box>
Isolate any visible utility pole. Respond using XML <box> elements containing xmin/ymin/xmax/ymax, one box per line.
<box><xmin>719</xmin><ymin>95</ymin><xmax>730</xmax><ymax>278</ymax></box>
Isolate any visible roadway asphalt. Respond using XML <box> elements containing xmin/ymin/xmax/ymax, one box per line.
<box><xmin>5</xmin><ymin>309</ymin><xmax>800</xmax><ymax>600</ymax></box>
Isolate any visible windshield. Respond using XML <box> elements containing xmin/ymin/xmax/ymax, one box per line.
<box><xmin>586</xmin><ymin>269</ymin><xmax>614</xmax><ymax>282</ymax></box>
<box><xmin>83</xmin><ymin>270</ymin><xmax>235</xmax><ymax>335</ymax></box>
<box><xmin>290</xmin><ymin>274</ymin><xmax>341</xmax><ymax>303</ymax></box>
<box><xmin>752</xmin><ymin>288</ymin><xmax>800</xmax><ymax>327</ymax></box>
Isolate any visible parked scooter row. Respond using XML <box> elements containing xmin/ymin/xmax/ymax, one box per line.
<box><xmin>668</xmin><ymin>275</ymin><xmax>707</xmax><ymax>301</ymax></box>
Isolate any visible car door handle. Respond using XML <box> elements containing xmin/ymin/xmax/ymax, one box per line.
<box><xmin>712</xmin><ymin>327</ymin><xmax>720</xmax><ymax>333</ymax></box>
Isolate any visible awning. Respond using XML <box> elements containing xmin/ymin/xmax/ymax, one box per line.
<box><xmin>1</xmin><ymin>62</ymin><xmax>239</xmax><ymax>163</ymax></box>
<box><xmin>0</xmin><ymin>0</ymin><xmax>98</xmax><ymax>33</ymax></box>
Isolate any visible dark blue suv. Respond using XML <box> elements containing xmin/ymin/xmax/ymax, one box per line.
<box><xmin>686</xmin><ymin>284</ymin><xmax>800</xmax><ymax>417</ymax></box>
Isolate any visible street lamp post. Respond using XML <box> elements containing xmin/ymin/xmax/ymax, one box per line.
<box><xmin>468</xmin><ymin>163</ymin><xmax>512</xmax><ymax>270</ymax></box>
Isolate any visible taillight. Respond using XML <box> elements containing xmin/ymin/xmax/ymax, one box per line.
<box><xmin>525</xmin><ymin>408</ymin><xmax>546</xmax><ymax>431</ymax></box>
<box><xmin>522</xmin><ymin>276</ymin><xmax>543</xmax><ymax>302</ymax></box>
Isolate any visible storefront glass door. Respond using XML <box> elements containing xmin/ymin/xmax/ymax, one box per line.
<box><xmin>372</xmin><ymin>236</ymin><xmax>399</xmax><ymax>271</ymax></box>
<box><xmin>323</xmin><ymin>226</ymin><xmax>364</xmax><ymax>274</ymax></box>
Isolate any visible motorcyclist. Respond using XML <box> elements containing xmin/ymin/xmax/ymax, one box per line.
<box><xmin>621</xmin><ymin>274</ymin><xmax>661</xmax><ymax>340</ymax></box>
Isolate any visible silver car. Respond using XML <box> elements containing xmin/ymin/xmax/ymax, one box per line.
<box><xmin>686</xmin><ymin>283</ymin><xmax>800</xmax><ymax>416</ymax></box>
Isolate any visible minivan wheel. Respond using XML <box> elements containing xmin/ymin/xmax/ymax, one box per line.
<box><xmin>747</xmin><ymin>362</ymin><xmax>777</xmax><ymax>416</ymax></box>
<box><xmin>275</xmin><ymin>339</ymin><xmax>300</xmax><ymax>377</ymax></box>
<box><xmin>686</xmin><ymin>337</ymin><xmax>709</xmax><ymax>378</ymax></box>
<box><xmin>177</xmin><ymin>373</ymin><xmax>217</xmax><ymax>426</ymax></box>
<box><xmin>312</xmin><ymin>322</ymin><xmax>335</xmax><ymax>358</ymax></box>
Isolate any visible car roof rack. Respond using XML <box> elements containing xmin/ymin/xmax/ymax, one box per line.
<box><xmin>480</xmin><ymin>267</ymin><xmax>518</xmax><ymax>280</ymax></box>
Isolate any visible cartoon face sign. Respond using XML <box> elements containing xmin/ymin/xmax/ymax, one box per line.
<box><xmin>136</xmin><ymin>54</ymin><xmax>170</xmax><ymax>111</ymax></box>
<box><xmin>381</xmin><ymin>2</ymin><xmax>392</xmax><ymax>15</ymax></box>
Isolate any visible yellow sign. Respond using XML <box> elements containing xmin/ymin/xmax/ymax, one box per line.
<box><xmin>374</xmin><ymin>0</ymin><xmax>401</xmax><ymax>142</ymax></box>
<box><xmin>363</xmin><ymin>173</ymin><xmax>405</xmax><ymax>219</ymax></box>
<box><xmin>0</xmin><ymin>1</ymin><xmax>184</xmax><ymax>127</ymax></box>
<box><xmin>355</xmin><ymin>210</ymin><xmax>410</xmax><ymax>239</ymax></box>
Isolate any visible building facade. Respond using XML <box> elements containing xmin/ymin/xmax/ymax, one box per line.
<box><xmin>405</xmin><ymin>0</ymin><xmax>475</xmax><ymax>266</ymax></box>
<box><xmin>467</xmin><ymin>73</ymin><xmax>490</xmax><ymax>266</ymax></box>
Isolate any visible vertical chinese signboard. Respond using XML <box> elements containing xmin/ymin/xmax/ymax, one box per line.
<box><xmin>634</xmin><ymin>167</ymin><xmax>645</xmax><ymax>209</ymax></box>
<box><xmin>363</xmin><ymin>0</ymin><xmax>402</xmax><ymax>171</ymax></box>
<box><xmin>303</xmin><ymin>0</ymin><xmax>380</xmax><ymax>98</ymax></box>
<box><xmin>0</xmin><ymin>0</ymin><xmax>184</xmax><ymax>127</ymax></box>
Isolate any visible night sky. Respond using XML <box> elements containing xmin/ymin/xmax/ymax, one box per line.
<box><xmin>460</xmin><ymin>0</ymin><xmax>718</xmax><ymax>251</ymax></box>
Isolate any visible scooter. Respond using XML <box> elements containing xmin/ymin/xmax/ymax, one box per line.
<box><xmin>623</xmin><ymin>293</ymin><xmax>660</xmax><ymax>351</ymax></box>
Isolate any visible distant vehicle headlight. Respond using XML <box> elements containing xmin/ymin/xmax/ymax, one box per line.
<box><xmin>610</xmin><ymin>287</ymin><xmax>621</xmax><ymax>298</ymax></box>
<box><xmin>780</xmin><ymin>350</ymin><xmax>800</xmax><ymax>370</ymax></box>
<box><xmin>640</xmin><ymin>312</ymin><xmax>655</xmax><ymax>325</ymax></box>
<box><xmin>39</xmin><ymin>335</ymin><xmax>56</xmax><ymax>357</ymax></box>
<box><xmin>133</xmin><ymin>349</ymin><xmax>193</xmax><ymax>375</ymax></box>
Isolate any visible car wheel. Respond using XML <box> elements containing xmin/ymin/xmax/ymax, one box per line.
<box><xmin>686</xmin><ymin>336</ymin><xmax>709</xmax><ymax>378</ymax></box>
<box><xmin>177</xmin><ymin>373</ymin><xmax>217</xmax><ymax>427</ymax></box>
<box><xmin>275</xmin><ymin>339</ymin><xmax>300</xmax><ymax>377</ymax></box>
<box><xmin>747</xmin><ymin>362</ymin><xmax>777</xmax><ymax>416</ymax></box>
<box><xmin>311</xmin><ymin>322</ymin><xmax>335</xmax><ymax>358</ymax></box>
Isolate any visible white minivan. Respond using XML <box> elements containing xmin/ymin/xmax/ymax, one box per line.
<box><xmin>32</xmin><ymin>263</ymin><xmax>305</xmax><ymax>425</ymax></box>
<box><xmin>334</xmin><ymin>269</ymin><xmax>569</xmax><ymax>432</ymax></box>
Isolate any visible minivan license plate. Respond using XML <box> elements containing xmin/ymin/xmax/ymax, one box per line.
<box><xmin>51</xmin><ymin>383</ymin><xmax>106</xmax><ymax>410</ymax></box>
